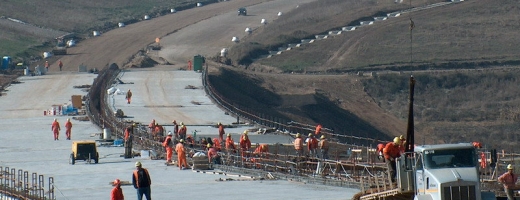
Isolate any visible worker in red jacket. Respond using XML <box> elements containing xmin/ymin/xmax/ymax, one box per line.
<box><xmin>65</xmin><ymin>118</ymin><xmax>72</xmax><ymax>140</ymax></box>
<box><xmin>315</xmin><ymin>124</ymin><xmax>322</xmax><ymax>135</ymax></box>
<box><xmin>51</xmin><ymin>118</ymin><xmax>60</xmax><ymax>140</ymax></box>
<box><xmin>217</xmin><ymin>122</ymin><xmax>225</xmax><ymax>143</ymax></box>
<box><xmin>306</xmin><ymin>133</ymin><xmax>318</xmax><ymax>157</ymax></box>
<box><xmin>207</xmin><ymin>144</ymin><xmax>221</xmax><ymax>164</ymax></box>
<box><xmin>383</xmin><ymin>137</ymin><xmax>402</xmax><ymax>182</ymax></box>
<box><xmin>111</xmin><ymin>179</ymin><xmax>124</xmax><ymax>200</ymax></box>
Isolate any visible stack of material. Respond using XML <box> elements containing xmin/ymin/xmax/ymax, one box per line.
<box><xmin>192</xmin><ymin>152</ymin><xmax>211</xmax><ymax>170</ymax></box>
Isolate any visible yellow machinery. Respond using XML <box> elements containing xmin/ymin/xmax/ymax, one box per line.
<box><xmin>69</xmin><ymin>140</ymin><xmax>99</xmax><ymax>165</ymax></box>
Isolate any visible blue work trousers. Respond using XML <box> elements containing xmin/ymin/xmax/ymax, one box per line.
<box><xmin>136</xmin><ymin>187</ymin><xmax>151</xmax><ymax>200</ymax></box>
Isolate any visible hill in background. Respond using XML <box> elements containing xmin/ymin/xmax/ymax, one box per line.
<box><xmin>2</xmin><ymin>0</ymin><xmax>519</xmax><ymax>150</ymax></box>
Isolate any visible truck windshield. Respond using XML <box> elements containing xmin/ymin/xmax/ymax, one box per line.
<box><xmin>423</xmin><ymin>148</ymin><xmax>476</xmax><ymax>169</ymax></box>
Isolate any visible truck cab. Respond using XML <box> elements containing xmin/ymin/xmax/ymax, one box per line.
<box><xmin>396</xmin><ymin>143</ymin><xmax>495</xmax><ymax>200</ymax></box>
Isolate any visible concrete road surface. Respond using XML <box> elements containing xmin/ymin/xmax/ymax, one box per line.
<box><xmin>0</xmin><ymin>0</ymin><xmax>359</xmax><ymax>199</ymax></box>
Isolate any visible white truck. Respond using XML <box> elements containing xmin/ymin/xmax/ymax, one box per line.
<box><xmin>396</xmin><ymin>143</ymin><xmax>496</xmax><ymax>200</ymax></box>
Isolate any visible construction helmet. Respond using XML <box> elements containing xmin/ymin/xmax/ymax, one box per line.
<box><xmin>296</xmin><ymin>133</ymin><xmax>301</xmax><ymax>138</ymax></box>
<box><xmin>508</xmin><ymin>164</ymin><xmax>514</xmax><ymax>170</ymax></box>
<box><xmin>132</xmin><ymin>123</ymin><xmax>136</xmax><ymax>127</ymax></box>
<box><xmin>308</xmin><ymin>133</ymin><xmax>313</xmax><ymax>137</ymax></box>
<box><xmin>168</xmin><ymin>131</ymin><xmax>172</xmax><ymax>136</ymax></box>
<box><xmin>393</xmin><ymin>137</ymin><xmax>401</xmax><ymax>145</ymax></box>
<box><xmin>399</xmin><ymin>135</ymin><xmax>405</xmax><ymax>140</ymax></box>
<box><xmin>207</xmin><ymin>143</ymin><xmax>212</xmax><ymax>148</ymax></box>
<box><xmin>180</xmin><ymin>122</ymin><xmax>184</xmax><ymax>125</ymax></box>
<box><xmin>320</xmin><ymin>135</ymin><xmax>325</xmax><ymax>139</ymax></box>
<box><xmin>218</xmin><ymin>122</ymin><xmax>222</xmax><ymax>125</ymax></box>
<box><xmin>179</xmin><ymin>139</ymin><xmax>184</xmax><ymax>143</ymax></box>
<box><xmin>261</xmin><ymin>145</ymin><xmax>266</xmax><ymax>150</ymax></box>
<box><xmin>227</xmin><ymin>133</ymin><xmax>231</xmax><ymax>137</ymax></box>
<box><xmin>135</xmin><ymin>161</ymin><xmax>142</xmax><ymax>167</ymax></box>
<box><xmin>243</xmin><ymin>130</ymin><xmax>248</xmax><ymax>135</ymax></box>
<box><xmin>67</xmin><ymin>118</ymin><xmax>70</xmax><ymax>121</ymax></box>
<box><xmin>113</xmin><ymin>179</ymin><xmax>121</xmax><ymax>186</ymax></box>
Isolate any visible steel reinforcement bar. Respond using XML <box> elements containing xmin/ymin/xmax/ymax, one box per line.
<box><xmin>0</xmin><ymin>166</ymin><xmax>54</xmax><ymax>200</ymax></box>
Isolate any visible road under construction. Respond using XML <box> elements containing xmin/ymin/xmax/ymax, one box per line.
<box><xmin>0</xmin><ymin>0</ymin><xmax>515</xmax><ymax>199</ymax></box>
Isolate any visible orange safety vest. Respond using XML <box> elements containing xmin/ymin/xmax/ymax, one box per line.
<box><xmin>133</xmin><ymin>168</ymin><xmax>151</xmax><ymax>188</ymax></box>
<box><xmin>319</xmin><ymin>139</ymin><xmax>329</xmax><ymax>150</ymax></box>
<box><xmin>294</xmin><ymin>138</ymin><xmax>303</xmax><ymax>150</ymax></box>
<box><xmin>383</xmin><ymin>142</ymin><xmax>401</xmax><ymax>160</ymax></box>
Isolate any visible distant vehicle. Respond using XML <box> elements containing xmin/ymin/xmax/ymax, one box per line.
<box><xmin>70</xmin><ymin>140</ymin><xmax>99</xmax><ymax>165</ymax></box>
<box><xmin>238</xmin><ymin>7</ymin><xmax>247</xmax><ymax>16</ymax></box>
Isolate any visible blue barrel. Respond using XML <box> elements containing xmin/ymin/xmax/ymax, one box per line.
<box><xmin>2</xmin><ymin>56</ymin><xmax>11</xmax><ymax>70</ymax></box>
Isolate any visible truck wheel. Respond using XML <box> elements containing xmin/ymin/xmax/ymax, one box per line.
<box><xmin>70</xmin><ymin>153</ymin><xmax>75</xmax><ymax>165</ymax></box>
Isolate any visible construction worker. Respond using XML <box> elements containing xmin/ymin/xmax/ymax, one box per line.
<box><xmin>225</xmin><ymin>133</ymin><xmax>237</xmax><ymax>153</ymax></box>
<box><xmin>178</xmin><ymin>122</ymin><xmax>187</xmax><ymax>141</ymax></box>
<box><xmin>175</xmin><ymin>139</ymin><xmax>188</xmax><ymax>170</ymax></box>
<box><xmin>153</xmin><ymin>123</ymin><xmax>163</xmax><ymax>139</ymax></box>
<box><xmin>498</xmin><ymin>164</ymin><xmax>518</xmax><ymax>200</ymax></box>
<box><xmin>318</xmin><ymin>135</ymin><xmax>329</xmax><ymax>159</ymax></box>
<box><xmin>188</xmin><ymin>60</ymin><xmax>192</xmax><ymax>70</ymax></box>
<box><xmin>294</xmin><ymin>133</ymin><xmax>304</xmax><ymax>158</ymax></box>
<box><xmin>58</xmin><ymin>60</ymin><xmax>63</xmax><ymax>71</ymax></box>
<box><xmin>51</xmin><ymin>118</ymin><xmax>60</xmax><ymax>140</ymax></box>
<box><xmin>376</xmin><ymin>143</ymin><xmax>386</xmax><ymax>161</ymax></box>
<box><xmin>306</xmin><ymin>133</ymin><xmax>318</xmax><ymax>158</ymax></box>
<box><xmin>252</xmin><ymin>143</ymin><xmax>269</xmax><ymax>168</ymax></box>
<box><xmin>383</xmin><ymin>137</ymin><xmax>402</xmax><ymax>183</ymax></box>
<box><xmin>253</xmin><ymin>143</ymin><xmax>269</xmax><ymax>158</ymax></box>
<box><xmin>398</xmin><ymin>135</ymin><xmax>406</xmax><ymax>153</ymax></box>
<box><xmin>125</xmin><ymin>89</ymin><xmax>132</xmax><ymax>104</ymax></box>
<box><xmin>207</xmin><ymin>144</ymin><xmax>221</xmax><ymax>164</ymax></box>
<box><xmin>148</xmin><ymin>119</ymin><xmax>155</xmax><ymax>134</ymax></box>
<box><xmin>212</xmin><ymin>137</ymin><xmax>221</xmax><ymax>151</ymax></box>
<box><xmin>110</xmin><ymin>179</ymin><xmax>124</xmax><ymax>200</ymax></box>
<box><xmin>315</xmin><ymin>124</ymin><xmax>322</xmax><ymax>135</ymax></box>
<box><xmin>185</xmin><ymin>135</ymin><xmax>194</xmax><ymax>148</ymax></box>
<box><xmin>65</xmin><ymin>118</ymin><xmax>72</xmax><ymax>140</ymax></box>
<box><xmin>132</xmin><ymin>162</ymin><xmax>151</xmax><ymax>200</ymax></box>
<box><xmin>240</xmin><ymin>131</ymin><xmax>251</xmax><ymax>160</ymax></box>
<box><xmin>44</xmin><ymin>60</ymin><xmax>49</xmax><ymax>72</ymax></box>
<box><xmin>200</xmin><ymin>138</ymin><xmax>208</xmax><ymax>150</ymax></box>
<box><xmin>217</xmin><ymin>122</ymin><xmax>225</xmax><ymax>143</ymax></box>
<box><xmin>124</xmin><ymin>126</ymin><xmax>132</xmax><ymax>141</ymax></box>
<box><xmin>172</xmin><ymin>120</ymin><xmax>179</xmax><ymax>137</ymax></box>
<box><xmin>163</xmin><ymin>132</ymin><xmax>174</xmax><ymax>163</ymax></box>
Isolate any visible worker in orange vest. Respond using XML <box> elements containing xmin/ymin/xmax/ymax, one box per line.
<box><xmin>51</xmin><ymin>118</ymin><xmax>60</xmax><ymax>140</ymax></box>
<box><xmin>212</xmin><ymin>138</ymin><xmax>221</xmax><ymax>151</ymax></box>
<box><xmin>65</xmin><ymin>118</ymin><xmax>72</xmax><ymax>140</ymax></box>
<box><xmin>383</xmin><ymin>137</ymin><xmax>402</xmax><ymax>182</ymax></box>
<box><xmin>240</xmin><ymin>131</ymin><xmax>251</xmax><ymax>160</ymax></box>
<box><xmin>306</xmin><ymin>133</ymin><xmax>318</xmax><ymax>158</ymax></box>
<box><xmin>252</xmin><ymin>143</ymin><xmax>269</xmax><ymax>168</ymax></box>
<box><xmin>132</xmin><ymin>162</ymin><xmax>151</xmax><ymax>200</ymax></box>
<box><xmin>175</xmin><ymin>139</ymin><xmax>188</xmax><ymax>170</ymax></box>
<box><xmin>294</xmin><ymin>133</ymin><xmax>304</xmax><ymax>158</ymax></box>
<box><xmin>163</xmin><ymin>132</ymin><xmax>174</xmax><ymax>163</ymax></box>
<box><xmin>217</xmin><ymin>122</ymin><xmax>225</xmax><ymax>143</ymax></box>
<box><xmin>225</xmin><ymin>133</ymin><xmax>237</xmax><ymax>153</ymax></box>
<box><xmin>318</xmin><ymin>135</ymin><xmax>329</xmax><ymax>159</ymax></box>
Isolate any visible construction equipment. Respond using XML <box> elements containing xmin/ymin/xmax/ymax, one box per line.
<box><xmin>238</xmin><ymin>7</ymin><xmax>247</xmax><ymax>16</ymax></box>
<box><xmin>69</xmin><ymin>140</ymin><xmax>99</xmax><ymax>165</ymax></box>
<box><xmin>52</xmin><ymin>36</ymin><xmax>67</xmax><ymax>55</ymax></box>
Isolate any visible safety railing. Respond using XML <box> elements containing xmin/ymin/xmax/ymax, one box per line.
<box><xmin>0</xmin><ymin>166</ymin><xmax>54</xmax><ymax>200</ymax></box>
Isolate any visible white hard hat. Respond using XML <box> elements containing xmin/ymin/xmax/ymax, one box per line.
<box><xmin>168</xmin><ymin>131</ymin><xmax>172</xmax><ymax>136</ymax></box>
